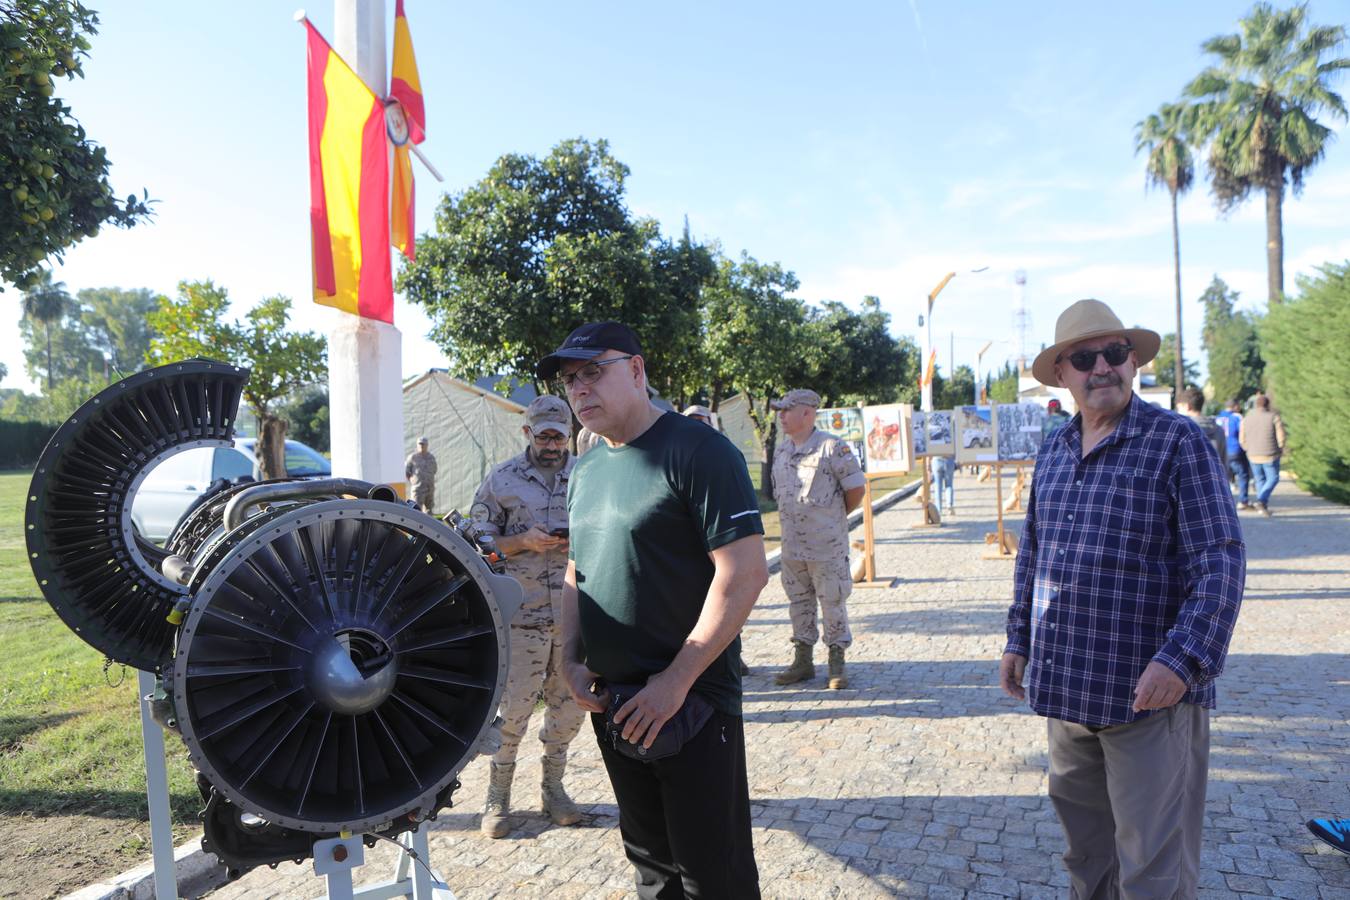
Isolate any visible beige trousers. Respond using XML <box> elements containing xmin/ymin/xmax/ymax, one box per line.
<box><xmin>1047</xmin><ymin>703</ymin><xmax>1209</xmax><ymax>899</ymax></box>
<box><xmin>779</xmin><ymin>557</ymin><xmax>853</xmax><ymax>649</ymax></box>
<box><xmin>492</xmin><ymin>625</ymin><xmax>585</xmax><ymax>767</ymax></box>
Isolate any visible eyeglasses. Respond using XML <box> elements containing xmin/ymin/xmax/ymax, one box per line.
<box><xmin>530</xmin><ymin>431</ymin><xmax>568</xmax><ymax>447</ymax></box>
<box><xmin>1061</xmin><ymin>343</ymin><xmax>1132</xmax><ymax>373</ymax></box>
<box><xmin>554</xmin><ymin>355</ymin><xmax>633</xmax><ymax>393</ymax></box>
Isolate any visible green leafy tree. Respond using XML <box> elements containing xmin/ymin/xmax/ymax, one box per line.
<box><xmin>1136</xmin><ymin>101</ymin><xmax>1196</xmax><ymax>392</ymax></box>
<box><xmin>987</xmin><ymin>361</ymin><xmax>1020</xmax><ymax>404</ymax></box>
<box><xmin>1185</xmin><ymin>3</ymin><xmax>1350</xmax><ymax>305</ymax></box>
<box><xmin>146</xmin><ymin>280</ymin><xmax>326</xmax><ymax>478</ymax></box>
<box><xmin>810</xmin><ymin>296</ymin><xmax>915</xmax><ymax>405</ymax></box>
<box><xmin>936</xmin><ymin>365</ymin><xmax>977</xmax><ymax>410</ymax></box>
<box><xmin>279</xmin><ymin>384</ymin><xmax>330</xmax><ymax>454</ymax></box>
<box><xmin>20</xmin><ymin>268</ymin><xmax>68</xmax><ymax>388</ymax></box>
<box><xmin>1199</xmin><ymin>275</ymin><xmax>1264</xmax><ymax>405</ymax></box>
<box><xmin>1260</xmin><ymin>261</ymin><xmax>1350</xmax><ymax>502</ymax></box>
<box><xmin>1</xmin><ymin>1</ymin><xmax>152</xmax><ymax>290</ymax></box>
<box><xmin>399</xmin><ymin>137</ymin><xmax>710</xmax><ymax>395</ymax></box>
<box><xmin>703</xmin><ymin>252</ymin><xmax>812</xmax><ymax>497</ymax></box>
<box><xmin>1153</xmin><ymin>332</ymin><xmax>1201</xmax><ymax>392</ymax></box>
<box><xmin>78</xmin><ymin>285</ymin><xmax>156</xmax><ymax>376</ymax></box>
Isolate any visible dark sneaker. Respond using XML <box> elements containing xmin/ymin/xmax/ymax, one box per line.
<box><xmin>1308</xmin><ymin>817</ymin><xmax>1350</xmax><ymax>854</ymax></box>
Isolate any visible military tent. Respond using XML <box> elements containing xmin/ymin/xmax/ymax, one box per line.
<box><xmin>402</xmin><ymin>371</ymin><xmax>529</xmax><ymax>516</ymax></box>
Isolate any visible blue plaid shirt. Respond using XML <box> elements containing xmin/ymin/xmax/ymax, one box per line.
<box><xmin>1006</xmin><ymin>394</ymin><xmax>1245</xmax><ymax>727</ymax></box>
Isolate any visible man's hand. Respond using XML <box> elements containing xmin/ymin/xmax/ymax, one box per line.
<box><xmin>563</xmin><ymin>660</ymin><xmax>608</xmax><ymax>713</ymax></box>
<box><xmin>612</xmin><ymin>669</ymin><xmax>690</xmax><ymax>750</ymax></box>
<box><xmin>1132</xmin><ymin>660</ymin><xmax>1187</xmax><ymax>712</ymax></box>
<box><xmin>500</xmin><ymin>526</ymin><xmax>567</xmax><ymax>556</ymax></box>
<box><xmin>999</xmin><ymin>652</ymin><xmax>1027</xmax><ymax>700</ymax></box>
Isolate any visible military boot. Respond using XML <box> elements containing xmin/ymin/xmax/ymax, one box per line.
<box><xmin>774</xmin><ymin>641</ymin><xmax>815</xmax><ymax>685</ymax></box>
<box><xmin>541</xmin><ymin>756</ymin><xmax>582</xmax><ymax>826</ymax></box>
<box><xmin>480</xmin><ymin>761</ymin><xmax>514</xmax><ymax>838</ymax></box>
<box><xmin>827</xmin><ymin>644</ymin><xmax>849</xmax><ymax>690</ymax></box>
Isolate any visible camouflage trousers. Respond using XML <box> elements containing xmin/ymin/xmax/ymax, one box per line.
<box><xmin>412</xmin><ymin>489</ymin><xmax>434</xmax><ymax>514</ymax></box>
<box><xmin>780</xmin><ymin>557</ymin><xmax>853</xmax><ymax>649</ymax></box>
<box><xmin>492</xmin><ymin>623</ymin><xmax>585</xmax><ymax>767</ymax></box>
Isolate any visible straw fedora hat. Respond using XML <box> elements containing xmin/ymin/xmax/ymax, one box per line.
<box><xmin>1031</xmin><ymin>299</ymin><xmax>1161</xmax><ymax>387</ymax></box>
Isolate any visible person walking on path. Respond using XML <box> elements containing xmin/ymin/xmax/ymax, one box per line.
<box><xmin>404</xmin><ymin>436</ymin><xmax>438</xmax><ymax>513</ymax></box>
<box><xmin>930</xmin><ymin>454</ymin><xmax>955</xmax><ymax>517</ymax></box>
<box><xmin>1215</xmin><ymin>398</ymin><xmax>1252</xmax><ymax>508</ymax></box>
<box><xmin>540</xmin><ymin>321</ymin><xmax>769</xmax><ymax>899</ymax></box>
<box><xmin>771</xmin><ymin>388</ymin><xmax>866</xmax><ymax>690</ymax></box>
<box><xmin>469</xmin><ymin>396</ymin><xmax>587</xmax><ymax>838</ymax></box>
<box><xmin>1240</xmin><ymin>392</ymin><xmax>1286</xmax><ymax>516</ymax></box>
<box><xmin>1042</xmin><ymin>397</ymin><xmax>1071</xmax><ymax>439</ymax></box>
<box><xmin>1000</xmin><ymin>298</ymin><xmax>1246</xmax><ymax>898</ymax></box>
<box><xmin>1180</xmin><ymin>387</ymin><xmax>1228</xmax><ymax>470</ymax></box>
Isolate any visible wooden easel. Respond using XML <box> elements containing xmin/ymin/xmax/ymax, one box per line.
<box><xmin>982</xmin><ymin>462</ymin><xmax>1030</xmax><ymax>559</ymax></box>
<box><xmin>1002</xmin><ymin>465</ymin><xmax>1028</xmax><ymax>512</ymax></box>
<box><xmin>908</xmin><ymin>458</ymin><xmax>942</xmax><ymax>528</ymax></box>
<box><xmin>855</xmin><ymin>474</ymin><xmax>897</xmax><ymax>588</ymax></box>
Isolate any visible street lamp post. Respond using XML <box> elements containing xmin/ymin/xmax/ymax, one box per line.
<box><xmin>974</xmin><ymin>340</ymin><xmax>994</xmax><ymax>405</ymax></box>
<box><xmin>920</xmin><ymin>267</ymin><xmax>988</xmax><ymax>412</ymax></box>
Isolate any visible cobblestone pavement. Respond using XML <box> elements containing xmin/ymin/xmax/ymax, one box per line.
<box><xmin>209</xmin><ymin>474</ymin><xmax>1350</xmax><ymax>899</ymax></box>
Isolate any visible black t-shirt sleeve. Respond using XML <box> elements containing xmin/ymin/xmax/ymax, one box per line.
<box><xmin>682</xmin><ymin>431</ymin><xmax>765</xmax><ymax>552</ymax></box>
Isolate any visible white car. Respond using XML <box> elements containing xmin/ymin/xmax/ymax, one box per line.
<box><xmin>131</xmin><ymin>439</ymin><xmax>331</xmax><ymax>541</ymax></box>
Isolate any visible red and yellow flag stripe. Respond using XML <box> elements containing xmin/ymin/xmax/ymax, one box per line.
<box><xmin>305</xmin><ymin>20</ymin><xmax>393</xmax><ymax>324</ymax></box>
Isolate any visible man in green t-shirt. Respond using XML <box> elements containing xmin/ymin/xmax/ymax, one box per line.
<box><xmin>538</xmin><ymin>321</ymin><xmax>769</xmax><ymax>899</ymax></box>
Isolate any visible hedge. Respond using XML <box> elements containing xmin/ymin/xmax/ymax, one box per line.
<box><xmin>0</xmin><ymin>419</ymin><xmax>57</xmax><ymax>469</ymax></box>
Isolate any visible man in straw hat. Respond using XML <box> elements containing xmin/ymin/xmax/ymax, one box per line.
<box><xmin>999</xmin><ymin>299</ymin><xmax>1245</xmax><ymax>896</ymax></box>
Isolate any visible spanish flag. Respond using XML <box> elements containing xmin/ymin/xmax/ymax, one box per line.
<box><xmin>305</xmin><ymin>19</ymin><xmax>394</xmax><ymax>324</ymax></box>
<box><xmin>390</xmin><ymin>0</ymin><xmax>425</xmax><ymax>145</ymax></box>
<box><xmin>389</xmin><ymin>0</ymin><xmax>424</xmax><ymax>261</ymax></box>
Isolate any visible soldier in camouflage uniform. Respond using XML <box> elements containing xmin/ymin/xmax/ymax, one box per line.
<box><xmin>770</xmin><ymin>389</ymin><xmax>867</xmax><ymax>690</ymax></box>
<box><xmin>404</xmin><ymin>437</ymin><xmax>438</xmax><ymax>513</ymax></box>
<box><xmin>469</xmin><ymin>396</ymin><xmax>586</xmax><ymax>838</ymax></box>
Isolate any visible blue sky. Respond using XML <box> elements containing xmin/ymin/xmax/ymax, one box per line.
<box><xmin>5</xmin><ymin>0</ymin><xmax>1350</xmax><ymax>393</ymax></box>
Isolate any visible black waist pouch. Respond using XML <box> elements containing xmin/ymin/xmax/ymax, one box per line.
<box><xmin>602</xmin><ymin>682</ymin><xmax>715</xmax><ymax>762</ymax></box>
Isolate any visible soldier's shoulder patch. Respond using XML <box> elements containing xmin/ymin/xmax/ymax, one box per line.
<box><xmin>834</xmin><ymin>441</ymin><xmax>853</xmax><ymax>456</ymax></box>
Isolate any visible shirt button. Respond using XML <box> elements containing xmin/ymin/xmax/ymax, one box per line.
<box><xmin>1048</xmin><ymin>622</ymin><xmax>1057</xmax><ymax>629</ymax></box>
<box><xmin>1075</xmin><ymin>479</ymin><xmax>1082</xmax><ymax>486</ymax></box>
<box><xmin>1067</xmin><ymin>514</ymin><xmax>1073</xmax><ymax>521</ymax></box>
<box><xmin>1058</xmin><ymin>549</ymin><xmax>1065</xmax><ymax>556</ymax></box>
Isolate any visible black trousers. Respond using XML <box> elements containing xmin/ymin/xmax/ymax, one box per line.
<box><xmin>592</xmin><ymin>709</ymin><xmax>760</xmax><ymax>899</ymax></box>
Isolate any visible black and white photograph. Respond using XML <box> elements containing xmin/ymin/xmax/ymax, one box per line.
<box><xmin>996</xmin><ymin>402</ymin><xmax>1049</xmax><ymax>461</ymax></box>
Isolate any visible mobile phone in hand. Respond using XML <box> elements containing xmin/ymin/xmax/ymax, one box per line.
<box><xmin>550</xmin><ymin>527</ymin><xmax>570</xmax><ymax>539</ymax></box>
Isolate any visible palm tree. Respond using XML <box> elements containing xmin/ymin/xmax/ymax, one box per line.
<box><xmin>1185</xmin><ymin>3</ymin><xmax>1350</xmax><ymax>305</ymax></box>
<box><xmin>21</xmin><ymin>270</ymin><xmax>71</xmax><ymax>390</ymax></box>
<box><xmin>1135</xmin><ymin>102</ymin><xmax>1196</xmax><ymax>395</ymax></box>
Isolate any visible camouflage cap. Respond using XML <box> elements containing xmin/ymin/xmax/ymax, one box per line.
<box><xmin>526</xmin><ymin>395</ymin><xmax>573</xmax><ymax>436</ymax></box>
<box><xmin>771</xmin><ymin>388</ymin><xmax>821</xmax><ymax>410</ymax></box>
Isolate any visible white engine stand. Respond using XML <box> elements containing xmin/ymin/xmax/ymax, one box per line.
<box><xmin>312</xmin><ymin>828</ymin><xmax>454</xmax><ymax>900</ymax></box>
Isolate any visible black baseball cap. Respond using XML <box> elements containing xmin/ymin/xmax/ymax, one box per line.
<box><xmin>535</xmin><ymin>321</ymin><xmax>643</xmax><ymax>380</ymax></box>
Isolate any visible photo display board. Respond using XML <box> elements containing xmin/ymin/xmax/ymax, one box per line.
<box><xmin>995</xmin><ymin>402</ymin><xmax>1048</xmax><ymax>461</ymax></box>
<box><xmin>861</xmin><ymin>403</ymin><xmax>913</xmax><ymax>475</ymax></box>
<box><xmin>919</xmin><ymin>409</ymin><xmax>955</xmax><ymax>457</ymax></box>
<box><xmin>815</xmin><ymin>407</ymin><xmax>866</xmax><ymax>470</ymax></box>
<box><xmin>954</xmin><ymin>405</ymin><xmax>997</xmax><ymax>464</ymax></box>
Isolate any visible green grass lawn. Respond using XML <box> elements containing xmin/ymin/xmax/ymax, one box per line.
<box><xmin>0</xmin><ymin>469</ymin><xmax>199</xmax><ymax>835</ymax></box>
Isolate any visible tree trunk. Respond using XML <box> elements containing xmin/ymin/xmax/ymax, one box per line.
<box><xmin>710</xmin><ymin>380</ymin><xmax>723</xmax><ymax>412</ymax></box>
<box><xmin>1265</xmin><ymin>178</ymin><xmax>1284</xmax><ymax>305</ymax></box>
<box><xmin>743</xmin><ymin>389</ymin><xmax>776</xmax><ymax>501</ymax></box>
<box><xmin>256</xmin><ymin>414</ymin><xmax>289</xmax><ymax>480</ymax></box>
<box><xmin>1171</xmin><ymin>188</ymin><xmax>1184</xmax><ymax>398</ymax></box>
<box><xmin>45</xmin><ymin>324</ymin><xmax>52</xmax><ymax>391</ymax></box>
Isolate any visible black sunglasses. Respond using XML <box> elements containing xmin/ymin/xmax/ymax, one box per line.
<box><xmin>1061</xmin><ymin>342</ymin><xmax>1132</xmax><ymax>372</ymax></box>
